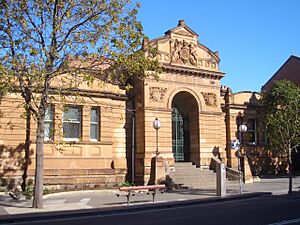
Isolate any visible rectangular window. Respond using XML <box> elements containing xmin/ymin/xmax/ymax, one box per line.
<box><xmin>63</xmin><ymin>106</ymin><xmax>82</xmax><ymax>141</ymax></box>
<box><xmin>90</xmin><ymin>107</ymin><xmax>99</xmax><ymax>141</ymax></box>
<box><xmin>237</xmin><ymin>117</ymin><xmax>244</xmax><ymax>144</ymax></box>
<box><xmin>247</xmin><ymin>118</ymin><xmax>257</xmax><ymax>145</ymax></box>
<box><xmin>44</xmin><ymin>106</ymin><xmax>54</xmax><ymax>141</ymax></box>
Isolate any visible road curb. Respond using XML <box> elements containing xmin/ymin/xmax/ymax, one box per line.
<box><xmin>0</xmin><ymin>192</ymin><xmax>269</xmax><ymax>224</ymax></box>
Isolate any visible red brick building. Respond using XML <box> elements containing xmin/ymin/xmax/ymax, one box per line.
<box><xmin>262</xmin><ymin>55</ymin><xmax>300</xmax><ymax>91</ymax></box>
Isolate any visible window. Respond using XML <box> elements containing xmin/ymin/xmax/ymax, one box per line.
<box><xmin>44</xmin><ymin>106</ymin><xmax>54</xmax><ymax>141</ymax></box>
<box><xmin>237</xmin><ymin>117</ymin><xmax>257</xmax><ymax>145</ymax></box>
<box><xmin>247</xmin><ymin>118</ymin><xmax>257</xmax><ymax>145</ymax></box>
<box><xmin>237</xmin><ymin>116</ymin><xmax>243</xmax><ymax>143</ymax></box>
<box><xmin>63</xmin><ymin>106</ymin><xmax>82</xmax><ymax>141</ymax></box>
<box><xmin>90</xmin><ymin>107</ymin><xmax>99</xmax><ymax>141</ymax></box>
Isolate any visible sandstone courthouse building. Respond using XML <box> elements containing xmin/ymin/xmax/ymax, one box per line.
<box><xmin>0</xmin><ymin>21</ymin><xmax>295</xmax><ymax>190</ymax></box>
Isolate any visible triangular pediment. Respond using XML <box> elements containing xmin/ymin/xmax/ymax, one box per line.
<box><xmin>148</xmin><ymin>20</ymin><xmax>223</xmax><ymax>78</ymax></box>
<box><xmin>165</xmin><ymin>20</ymin><xmax>198</xmax><ymax>38</ymax></box>
<box><xmin>172</xmin><ymin>27</ymin><xmax>196</xmax><ymax>38</ymax></box>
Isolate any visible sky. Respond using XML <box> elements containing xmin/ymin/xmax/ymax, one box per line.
<box><xmin>137</xmin><ymin>0</ymin><xmax>300</xmax><ymax>92</ymax></box>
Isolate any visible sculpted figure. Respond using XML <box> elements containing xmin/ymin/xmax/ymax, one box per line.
<box><xmin>189</xmin><ymin>43</ymin><xmax>198</xmax><ymax>66</ymax></box>
<box><xmin>171</xmin><ymin>39</ymin><xmax>181</xmax><ymax>62</ymax></box>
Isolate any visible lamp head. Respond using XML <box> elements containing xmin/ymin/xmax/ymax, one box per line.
<box><xmin>239</xmin><ymin>124</ymin><xmax>248</xmax><ymax>132</ymax></box>
<box><xmin>153</xmin><ymin>118</ymin><xmax>161</xmax><ymax>130</ymax></box>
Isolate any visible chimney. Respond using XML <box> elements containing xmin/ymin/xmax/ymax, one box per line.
<box><xmin>178</xmin><ymin>19</ymin><xmax>185</xmax><ymax>26</ymax></box>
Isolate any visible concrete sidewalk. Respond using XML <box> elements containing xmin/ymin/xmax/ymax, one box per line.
<box><xmin>0</xmin><ymin>176</ymin><xmax>300</xmax><ymax>217</ymax></box>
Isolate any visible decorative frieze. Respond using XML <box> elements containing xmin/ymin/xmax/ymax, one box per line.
<box><xmin>202</xmin><ymin>92</ymin><xmax>217</xmax><ymax>106</ymax></box>
<box><xmin>149</xmin><ymin>87</ymin><xmax>168</xmax><ymax>102</ymax></box>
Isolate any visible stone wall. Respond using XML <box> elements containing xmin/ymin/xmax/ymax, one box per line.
<box><xmin>0</xmin><ymin>83</ymin><xmax>127</xmax><ymax>191</ymax></box>
<box><xmin>223</xmin><ymin>91</ymin><xmax>289</xmax><ymax>176</ymax></box>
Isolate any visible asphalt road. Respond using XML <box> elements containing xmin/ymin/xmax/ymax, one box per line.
<box><xmin>2</xmin><ymin>194</ymin><xmax>300</xmax><ymax>225</ymax></box>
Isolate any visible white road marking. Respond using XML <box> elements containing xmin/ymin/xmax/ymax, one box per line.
<box><xmin>80</xmin><ymin>198</ymin><xmax>90</xmax><ymax>203</ymax></box>
<box><xmin>268</xmin><ymin>218</ymin><xmax>300</xmax><ymax>225</ymax></box>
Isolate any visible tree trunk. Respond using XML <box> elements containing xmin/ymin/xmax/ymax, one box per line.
<box><xmin>21</xmin><ymin>107</ymin><xmax>31</xmax><ymax>192</ymax></box>
<box><xmin>32</xmin><ymin>117</ymin><xmax>45</xmax><ymax>209</ymax></box>
<box><xmin>288</xmin><ymin>146</ymin><xmax>293</xmax><ymax>195</ymax></box>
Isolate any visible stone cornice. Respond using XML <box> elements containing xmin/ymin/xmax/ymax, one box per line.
<box><xmin>199</xmin><ymin>111</ymin><xmax>223</xmax><ymax>116</ymax></box>
<box><xmin>221</xmin><ymin>103</ymin><xmax>262</xmax><ymax>110</ymax></box>
<box><xmin>10</xmin><ymin>86</ymin><xmax>127</xmax><ymax>101</ymax></box>
<box><xmin>52</xmin><ymin>88</ymin><xmax>127</xmax><ymax>101</ymax></box>
<box><xmin>161</xmin><ymin>63</ymin><xmax>225</xmax><ymax>80</ymax></box>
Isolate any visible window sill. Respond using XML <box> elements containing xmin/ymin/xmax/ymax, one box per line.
<box><xmin>44</xmin><ymin>140</ymin><xmax>113</xmax><ymax>145</ymax></box>
<box><xmin>44</xmin><ymin>139</ymin><xmax>54</xmax><ymax>143</ymax></box>
<box><xmin>63</xmin><ymin>138</ymin><xmax>80</xmax><ymax>142</ymax></box>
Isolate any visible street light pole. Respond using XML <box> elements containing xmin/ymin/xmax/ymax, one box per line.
<box><xmin>131</xmin><ymin>113</ymin><xmax>135</xmax><ymax>183</ymax></box>
<box><xmin>153</xmin><ymin>118</ymin><xmax>161</xmax><ymax>156</ymax></box>
<box><xmin>126</xmin><ymin>108</ymin><xmax>136</xmax><ymax>184</ymax></box>
<box><xmin>238</xmin><ymin>124</ymin><xmax>247</xmax><ymax>194</ymax></box>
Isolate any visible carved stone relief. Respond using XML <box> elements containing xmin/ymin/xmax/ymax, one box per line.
<box><xmin>171</xmin><ymin>39</ymin><xmax>198</xmax><ymax>66</ymax></box>
<box><xmin>149</xmin><ymin>87</ymin><xmax>168</xmax><ymax>102</ymax></box>
<box><xmin>202</xmin><ymin>92</ymin><xmax>217</xmax><ymax>106</ymax></box>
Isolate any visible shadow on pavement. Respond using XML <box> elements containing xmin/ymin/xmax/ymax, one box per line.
<box><xmin>104</xmin><ymin>200</ymin><xmax>153</xmax><ymax>206</ymax></box>
<box><xmin>259</xmin><ymin>175</ymin><xmax>300</xmax><ymax>179</ymax></box>
<box><xmin>170</xmin><ymin>188</ymin><xmax>216</xmax><ymax>196</ymax></box>
<box><xmin>0</xmin><ymin>194</ymin><xmax>31</xmax><ymax>208</ymax></box>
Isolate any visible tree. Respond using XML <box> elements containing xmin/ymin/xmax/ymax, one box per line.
<box><xmin>0</xmin><ymin>0</ymin><xmax>159</xmax><ymax>208</ymax></box>
<box><xmin>261</xmin><ymin>80</ymin><xmax>300</xmax><ymax>194</ymax></box>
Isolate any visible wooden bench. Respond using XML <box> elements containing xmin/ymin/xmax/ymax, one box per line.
<box><xmin>116</xmin><ymin>184</ymin><xmax>165</xmax><ymax>205</ymax></box>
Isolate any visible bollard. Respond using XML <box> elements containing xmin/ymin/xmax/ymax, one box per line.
<box><xmin>216</xmin><ymin>162</ymin><xmax>226</xmax><ymax>196</ymax></box>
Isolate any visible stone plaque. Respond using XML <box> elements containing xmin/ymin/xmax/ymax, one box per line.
<box><xmin>149</xmin><ymin>87</ymin><xmax>168</xmax><ymax>102</ymax></box>
<box><xmin>202</xmin><ymin>92</ymin><xmax>217</xmax><ymax>106</ymax></box>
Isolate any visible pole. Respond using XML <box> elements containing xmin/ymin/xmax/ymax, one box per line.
<box><xmin>237</xmin><ymin>124</ymin><xmax>247</xmax><ymax>195</ymax></box>
<box><xmin>131</xmin><ymin>113</ymin><xmax>135</xmax><ymax>183</ymax></box>
<box><xmin>156</xmin><ymin>128</ymin><xmax>159</xmax><ymax>155</ymax></box>
<box><xmin>238</xmin><ymin>144</ymin><xmax>242</xmax><ymax>194</ymax></box>
<box><xmin>153</xmin><ymin>118</ymin><xmax>161</xmax><ymax>156</ymax></box>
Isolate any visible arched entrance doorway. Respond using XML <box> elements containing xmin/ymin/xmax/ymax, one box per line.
<box><xmin>172</xmin><ymin>91</ymin><xmax>199</xmax><ymax>163</ymax></box>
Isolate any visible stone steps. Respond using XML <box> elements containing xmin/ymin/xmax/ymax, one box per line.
<box><xmin>172</xmin><ymin>162</ymin><xmax>217</xmax><ymax>189</ymax></box>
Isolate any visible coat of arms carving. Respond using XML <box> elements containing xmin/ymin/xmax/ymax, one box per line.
<box><xmin>171</xmin><ymin>39</ymin><xmax>198</xmax><ymax>66</ymax></box>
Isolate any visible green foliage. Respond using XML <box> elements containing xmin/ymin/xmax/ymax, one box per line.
<box><xmin>0</xmin><ymin>0</ymin><xmax>159</xmax><ymax>117</ymax></box>
<box><xmin>0</xmin><ymin>0</ymin><xmax>159</xmax><ymax>208</ymax></box>
<box><xmin>22</xmin><ymin>185</ymin><xmax>51</xmax><ymax>197</ymax></box>
<box><xmin>119</xmin><ymin>181</ymin><xmax>135</xmax><ymax>187</ymax></box>
<box><xmin>261</xmin><ymin>80</ymin><xmax>300</xmax><ymax>152</ymax></box>
<box><xmin>23</xmin><ymin>184</ymin><xmax>34</xmax><ymax>198</ymax></box>
<box><xmin>0</xmin><ymin>64</ymin><xmax>13</xmax><ymax>99</ymax></box>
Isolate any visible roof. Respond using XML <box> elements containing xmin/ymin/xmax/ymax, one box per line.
<box><xmin>262</xmin><ymin>55</ymin><xmax>300</xmax><ymax>91</ymax></box>
<box><xmin>148</xmin><ymin>20</ymin><xmax>221</xmax><ymax>64</ymax></box>
<box><xmin>164</xmin><ymin>20</ymin><xmax>199</xmax><ymax>38</ymax></box>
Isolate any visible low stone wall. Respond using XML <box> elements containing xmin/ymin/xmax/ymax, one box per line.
<box><xmin>0</xmin><ymin>143</ymin><xmax>127</xmax><ymax>192</ymax></box>
<box><xmin>245</xmin><ymin>146</ymin><xmax>288</xmax><ymax>176</ymax></box>
<box><xmin>0</xmin><ymin>168</ymin><xmax>126</xmax><ymax>192</ymax></box>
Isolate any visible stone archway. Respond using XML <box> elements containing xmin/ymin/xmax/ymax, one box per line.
<box><xmin>171</xmin><ymin>91</ymin><xmax>200</xmax><ymax>165</ymax></box>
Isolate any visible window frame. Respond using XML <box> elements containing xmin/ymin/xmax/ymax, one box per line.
<box><xmin>237</xmin><ymin>117</ymin><xmax>258</xmax><ymax>146</ymax></box>
<box><xmin>44</xmin><ymin>105</ymin><xmax>54</xmax><ymax>141</ymax></box>
<box><xmin>247</xmin><ymin>118</ymin><xmax>257</xmax><ymax>145</ymax></box>
<box><xmin>90</xmin><ymin>107</ymin><xmax>100</xmax><ymax>142</ymax></box>
<box><xmin>62</xmin><ymin>106</ymin><xmax>82</xmax><ymax>142</ymax></box>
